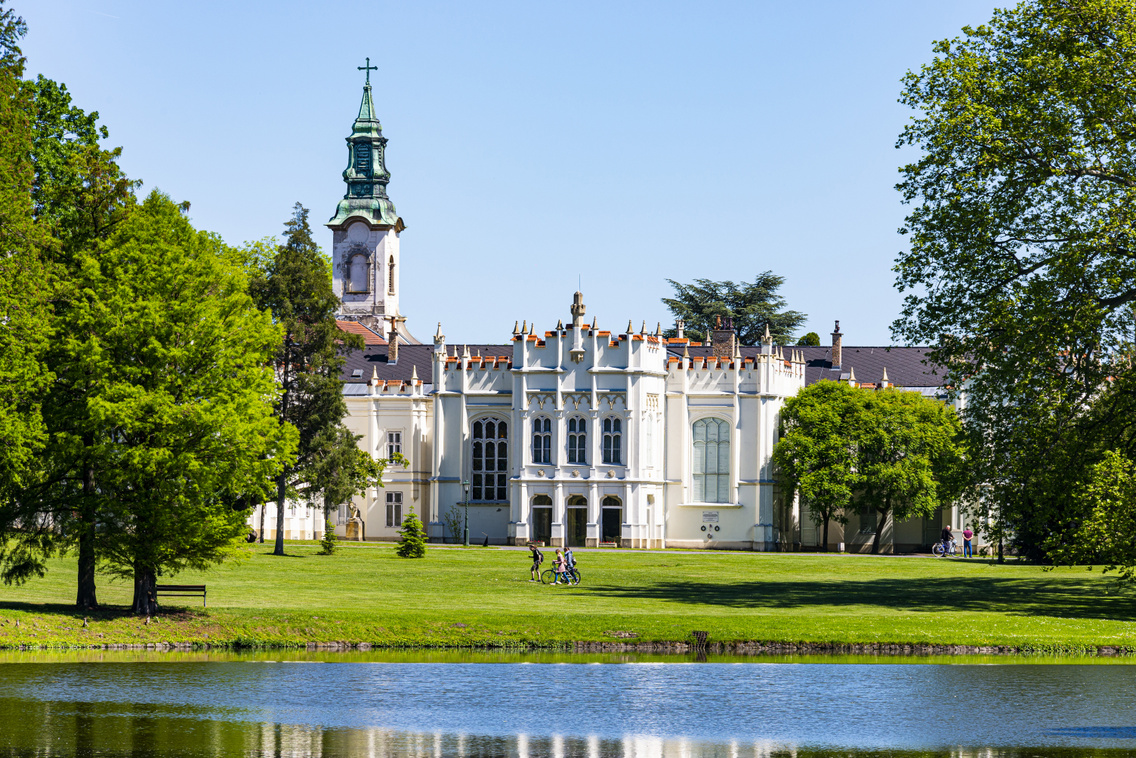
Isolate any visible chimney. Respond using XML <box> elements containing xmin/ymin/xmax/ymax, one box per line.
<box><xmin>388</xmin><ymin>318</ymin><xmax>401</xmax><ymax>364</ymax></box>
<box><xmin>831</xmin><ymin>320</ymin><xmax>842</xmax><ymax>368</ymax></box>
<box><xmin>711</xmin><ymin>316</ymin><xmax>737</xmax><ymax>358</ymax></box>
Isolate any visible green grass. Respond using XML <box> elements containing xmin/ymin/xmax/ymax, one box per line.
<box><xmin>1</xmin><ymin>543</ymin><xmax>1135</xmax><ymax>651</ymax></box>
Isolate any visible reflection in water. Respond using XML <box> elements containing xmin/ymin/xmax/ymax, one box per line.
<box><xmin>4</xmin><ymin>661</ymin><xmax>1136</xmax><ymax>756</ymax></box>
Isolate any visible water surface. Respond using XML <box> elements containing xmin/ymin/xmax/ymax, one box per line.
<box><xmin>2</xmin><ymin>657</ymin><xmax>1136</xmax><ymax>756</ymax></box>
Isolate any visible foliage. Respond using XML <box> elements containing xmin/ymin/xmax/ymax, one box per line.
<box><xmin>661</xmin><ymin>274</ymin><xmax>805</xmax><ymax>345</ymax></box>
<box><xmin>442</xmin><ymin>503</ymin><xmax>464</xmax><ymax>544</ymax></box>
<box><xmin>1049</xmin><ymin>451</ymin><xmax>1136</xmax><ymax>585</ymax></box>
<box><xmin>55</xmin><ymin>192</ymin><xmax>293</xmax><ymax>614</ymax></box>
<box><xmin>796</xmin><ymin>332</ymin><xmax>820</xmax><ymax>346</ymax></box>
<box><xmin>773</xmin><ymin>381</ymin><xmax>862</xmax><ymax>550</ymax></box>
<box><xmin>319</xmin><ymin>518</ymin><xmax>338</xmax><ymax>556</ymax></box>
<box><xmin>0</xmin><ymin>4</ymin><xmax>56</xmax><ymax>589</ymax></box>
<box><xmin>396</xmin><ymin>508</ymin><xmax>427</xmax><ymax>558</ymax></box>
<box><xmin>894</xmin><ymin>0</ymin><xmax>1136</xmax><ymax>559</ymax></box>
<box><xmin>249</xmin><ymin>204</ymin><xmax>365</xmax><ymax>556</ymax></box>
<box><xmin>855</xmin><ymin>389</ymin><xmax>966</xmax><ymax>554</ymax></box>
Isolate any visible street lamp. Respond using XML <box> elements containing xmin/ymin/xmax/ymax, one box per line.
<box><xmin>462</xmin><ymin>480</ymin><xmax>471</xmax><ymax>547</ymax></box>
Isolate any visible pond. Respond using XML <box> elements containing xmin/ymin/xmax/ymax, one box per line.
<box><xmin>2</xmin><ymin>652</ymin><xmax>1135</xmax><ymax>756</ymax></box>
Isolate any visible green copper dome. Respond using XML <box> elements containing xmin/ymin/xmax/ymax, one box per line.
<box><xmin>328</xmin><ymin>78</ymin><xmax>404</xmax><ymax>230</ymax></box>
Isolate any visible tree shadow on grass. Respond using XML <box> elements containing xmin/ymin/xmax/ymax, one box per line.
<box><xmin>0</xmin><ymin>601</ymin><xmax>207</xmax><ymax>619</ymax></box>
<box><xmin>582</xmin><ymin>575</ymin><xmax>1136</xmax><ymax>622</ymax></box>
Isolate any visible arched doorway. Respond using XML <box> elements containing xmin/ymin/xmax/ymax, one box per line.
<box><xmin>601</xmin><ymin>496</ymin><xmax>623</xmax><ymax>546</ymax></box>
<box><xmin>566</xmin><ymin>495</ymin><xmax>587</xmax><ymax>547</ymax></box>
<box><xmin>531</xmin><ymin>495</ymin><xmax>552</xmax><ymax>545</ymax></box>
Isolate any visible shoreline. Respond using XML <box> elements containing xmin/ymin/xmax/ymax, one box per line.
<box><xmin>2</xmin><ymin>639</ymin><xmax>1132</xmax><ymax>657</ymax></box>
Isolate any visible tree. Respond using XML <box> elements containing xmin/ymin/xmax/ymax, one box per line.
<box><xmin>1049</xmin><ymin>450</ymin><xmax>1136</xmax><ymax>585</ymax></box>
<box><xmin>855</xmin><ymin>389</ymin><xmax>965</xmax><ymax>554</ymax></box>
<box><xmin>797</xmin><ymin>332</ymin><xmax>820</xmax><ymax>346</ymax></box>
<box><xmin>66</xmin><ymin>191</ymin><xmax>294</xmax><ymax>614</ymax></box>
<box><xmin>894</xmin><ymin>0</ymin><xmax>1136</xmax><ymax>558</ymax></box>
<box><xmin>2</xmin><ymin>62</ymin><xmax>138</xmax><ymax>608</ymax></box>
<box><xmin>396</xmin><ymin>507</ymin><xmax>427</xmax><ymax>558</ymax></box>
<box><xmin>250</xmin><ymin>204</ymin><xmax>365</xmax><ymax>556</ymax></box>
<box><xmin>661</xmin><ymin>274</ymin><xmax>806</xmax><ymax>345</ymax></box>
<box><xmin>0</xmin><ymin>3</ymin><xmax>52</xmax><ymax>590</ymax></box>
<box><xmin>773</xmin><ymin>381</ymin><xmax>863</xmax><ymax>551</ymax></box>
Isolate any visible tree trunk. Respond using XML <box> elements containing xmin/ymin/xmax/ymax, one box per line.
<box><xmin>75</xmin><ymin>464</ymin><xmax>98</xmax><ymax>610</ymax></box>
<box><xmin>258</xmin><ymin>501</ymin><xmax>265</xmax><ymax>543</ymax></box>
<box><xmin>821</xmin><ymin>515</ymin><xmax>830</xmax><ymax>552</ymax></box>
<box><xmin>131</xmin><ymin>563</ymin><xmax>158</xmax><ymax>616</ymax></box>
<box><xmin>273</xmin><ymin>472</ymin><xmax>286</xmax><ymax>556</ymax></box>
<box><xmin>871</xmin><ymin>502</ymin><xmax>889</xmax><ymax>555</ymax></box>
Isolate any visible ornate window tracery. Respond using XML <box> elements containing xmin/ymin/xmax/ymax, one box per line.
<box><xmin>472</xmin><ymin>417</ymin><xmax>508</xmax><ymax>501</ymax></box>
<box><xmin>567</xmin><ymin>417</ymin><xmax>587</xmax><ymax>465</ymax></box>
<box><xmin>532</xmin><ymin>416</ymin><xmax>552</xmax><ymax>464</ymax></box>
<box><xmin>602</xmin><ymin>417</ymin><xmax>622</xmax><ymax>465</ymax></box>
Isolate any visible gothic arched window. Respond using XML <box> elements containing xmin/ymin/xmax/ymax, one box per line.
<box><xmin>602</xmin><ymin>417</ymin><xmax>622</xmax><ymax>465</ymax></box>
<box><xmin>472</xmin><ymin>417</ymin><xmax>508</xmax><ymax>501</ymax></box>
<box><xmin>692</xmin><ymin>418</ymin><xmax>730</xmax><ymax>503</ymax></box>
<box><xmin>347</xmin><ymin>254</ymin><xmax>369</xmax><ymax>294</ymax></box>
<box><xmin>532</xmin><ymin>416</ymin><xmax>551</xmax><ymax>465</ymax></box>
<box><xmin>567</xmin><ymin>417</ymin><xmax>587</xmax><ymax>465</ymax></box>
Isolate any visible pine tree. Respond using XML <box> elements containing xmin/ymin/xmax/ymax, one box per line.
<box><xmin>318</xmin><ymin>517</ymin><xmax>338</xmax><ymax>555</ymax></box>
<box><xmin>396</xmin><ymin>508</ymin><xmax>427</xmax><ymax>558</ymax></box>
<box><xmin>250</xmin><ymin>204</ymin><xmax>365</xmax><ymax>556</ymax></box>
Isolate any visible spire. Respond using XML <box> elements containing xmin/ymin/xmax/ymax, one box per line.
<box><xmin>411</xmin><ymin>364</ymin><xmax>419</xmax><ymax>383</ymax></box>
<box><xmin>626</xmin><ymin>319</ymin><xmax>634</xmax><ymax>334</ymax></box>
<box><xmin>327</xmin><ymin>60</ymin><xmax>403</xmax><ymax>230</ymax></box>
<box><xmin>882</xmin><ymin>367</ymin><xmax>890</xmax><ymax>387</ymax></box>
<box><xmin>849</xmin><ymin>366</ymin><xmax>857</xmax><ymax>384</ymax></box>
<box><xmin>655</xmin><ymin>322</ymin><xmax>662</xmax><ymax>336</ymax></box>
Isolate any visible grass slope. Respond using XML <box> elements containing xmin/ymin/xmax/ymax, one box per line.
<box><xmin>1</xmin><ymin>543</ymin><xmax>1135</xmax><ymax>651</ymax></box>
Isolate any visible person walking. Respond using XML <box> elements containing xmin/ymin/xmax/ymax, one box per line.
<box><xmin>552</xmin><ymin>549</ymin><xmax>566</xmax><ymax>584</ymax></box>
<box><xmin>529</xmin><ymin>543</ymin><xmax>543</xmax><ymax>582</ymax></box>
<box><xmin>962</xmin><ymin>526</ymin><xmax>974</xmax><ymax>558</ymax></box>
<box><xmin>563</xmin><ymin>546</ymin><xmax>576</xmax><ymax>584</ymax></box>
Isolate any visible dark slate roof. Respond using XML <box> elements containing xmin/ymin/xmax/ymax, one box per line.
<box><xmin>664</xmin><ymin>344</ymin><xmax>947</xmax><ymax>389</ymax></box>
<box><xmin>339</xmin><ymin>344</ymin><xmax>513</xmax><ymax>384</ymax></box>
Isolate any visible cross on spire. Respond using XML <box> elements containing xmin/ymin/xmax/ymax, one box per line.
<box><xmin>357</xmin><ymin>57</ymin><xmax>378</xmax><ymax>84</ymax></box>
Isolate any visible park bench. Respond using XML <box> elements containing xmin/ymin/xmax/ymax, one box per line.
<box><xmin>155</xmin><ymin>584</ymin><xmax>207</xmax><ymax>608</ymax></box>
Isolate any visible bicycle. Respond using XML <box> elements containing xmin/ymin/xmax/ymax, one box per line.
<box><xmin>932</xmin><ymin>538</ymin><xmax>957</xmax><ymax>558</ymax></box>
<box><xmin>541</xmin><ymin>566</ymin><xmax>581</xmax><ymax>585</ymax></box>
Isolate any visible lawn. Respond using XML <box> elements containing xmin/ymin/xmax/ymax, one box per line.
<box><xmin>1</xmin><ymin>543</ymin><xmax>1135</xmax><ymax>652</ymax></box>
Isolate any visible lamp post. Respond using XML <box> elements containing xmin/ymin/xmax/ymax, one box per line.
<box><xmin>462</xmin><ymin>480</ymin><xmax>470</xmax><ymax>547</ymax></box>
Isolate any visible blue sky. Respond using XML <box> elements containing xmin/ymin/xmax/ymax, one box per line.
<box><xmin>21</xmin><ymin>1</ymin><xmax>1002</xmax><ymax>346</ymax></box>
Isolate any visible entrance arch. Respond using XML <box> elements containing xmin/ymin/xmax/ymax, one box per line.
<box><xmin>531</xmin><ymin>495</ymin><xmax>552</xmax><ymax>545</ymax></box>
<box><xmin>566</xmin><ymin>495</ymin><xmax>587</xmax><ymax>547</ymax></box>
<box><xmin>601</xmin><ymin>495</ymin><xmax>623</xmax><ymax>546</ymax></box>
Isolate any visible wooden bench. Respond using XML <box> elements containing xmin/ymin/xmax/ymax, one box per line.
<box><xmin>155</xmin><ymin>584</ymin><xmax>207</xmax><ymax>608</ymax></box>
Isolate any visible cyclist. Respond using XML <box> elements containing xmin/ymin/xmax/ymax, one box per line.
<box><xmin>528</xmin><ymin>543</ymin><xmax>543</xmax><ymax>582</ymax></box>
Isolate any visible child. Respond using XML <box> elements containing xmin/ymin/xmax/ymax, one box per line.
<box><xmin>553</xmin><ymin>549</ymin><xmax>566</xmax><ymax>584</ymax></box>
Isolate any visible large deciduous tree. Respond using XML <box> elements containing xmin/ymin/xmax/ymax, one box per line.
<box><xmin>70</xmin><ymin>191</ymin><xmax>294</xmax><ymax>614</ymax></box>
<box><xmin>661</xmin><ymin>274</ymin><xmax>806</xmax><ymax>345</ymax></box>
<box><xmin>894</xmin><ymin>0</ymin><xmax>1136</xmax><ymax>560</ymax></box>
<box><xmin>855</xmin><ymin>389</ymin><xmax>965</xmax><ymax>555</ymax></box>
<box><xmin>251</xmin><ymin>204</ymin><xmax>366</xmax><ymax>556</ymax></box>
<box><xmin>773</xmin><ymin>381</ymin><xmax>863</xmax><ymax>551</ymax></box>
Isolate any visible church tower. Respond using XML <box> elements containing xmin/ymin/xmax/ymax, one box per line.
<box><xmin>328</xmin><ymin>60</ymin><xmax>407</xmax><ymax>336</ymax></box>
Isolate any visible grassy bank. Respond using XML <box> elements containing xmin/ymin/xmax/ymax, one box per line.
<box><xmin>1</xmin><ymin>543</ymin><xmax>1134</xmax><ymax>652</ymax></box>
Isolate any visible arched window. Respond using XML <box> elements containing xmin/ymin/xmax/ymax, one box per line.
<box><xmin>567</xmin><ymin>417</ymin><xmax>587</xmax><ymax>464</ymax></box>
<box><xmin>471</xmin><ymin>417</ymin><xmax>508</xmax><ymax>501</ymax></box>
<box><xmin>692</xmin><ymin>418</ymin><xmax>730</xmax><ymax>503</ymax></box>
<box><xmin>602</xmin><ymin>417</ymin><xmax>622</xmax><ymax>465</ymax></box>
<box><xmin>347</xmin><ymin>254</ymin><xmax>369</xmax><ymax>294</ymax></box>
<box><xmin>532</xmin><ymin>416</ymin><xmax>552</xmax><ymax>464</ymax></box>
<box><xmin>388</xmin><ymin>258</ymin><xmax>396</xmax><ymax>294</ymax></box>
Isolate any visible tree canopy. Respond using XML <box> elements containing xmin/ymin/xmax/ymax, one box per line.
<box><xmin>894</xmin><ymin>0</ymin><xmax>1136</xmax><ymax>560</ymax></box>
<box><xmin>661</xmin><ymin>274</ymin><xmax>806</xmax><ymax>345</ymax></box>
<box><xmin>250</xmin><ymin>204</ymin><xmax>367</xmax><ymax>556</ymax></box>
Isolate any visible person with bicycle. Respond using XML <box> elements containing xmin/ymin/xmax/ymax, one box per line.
<box><xmin>940</xmin><ymin>524</ymin><xmax>955</xmax><ymax>556</ymax></box>
<box><xmin>529</xmin><ymin>543</ymin><xmax>544</xmax><ymax>582</ymax></box>
<box><xmin>552</xmin><ymin>549</ymin><xmax>566</xmax><ymax>584</ymax></box>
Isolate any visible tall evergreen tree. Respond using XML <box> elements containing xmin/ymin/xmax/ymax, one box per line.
<box><xmin>661</xmin><ymin>274</ymin><xmax>805</xmax><ymax>345</ymax></box>
<box><xmin>0</xmin><ymin>4</ymin><xmax>53</xmax><ymax>590</ymax></box>
<box><xmin>251</xmin><ymin>204</ymin><xmax>365</xmax><ymax>556</ymax></box>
